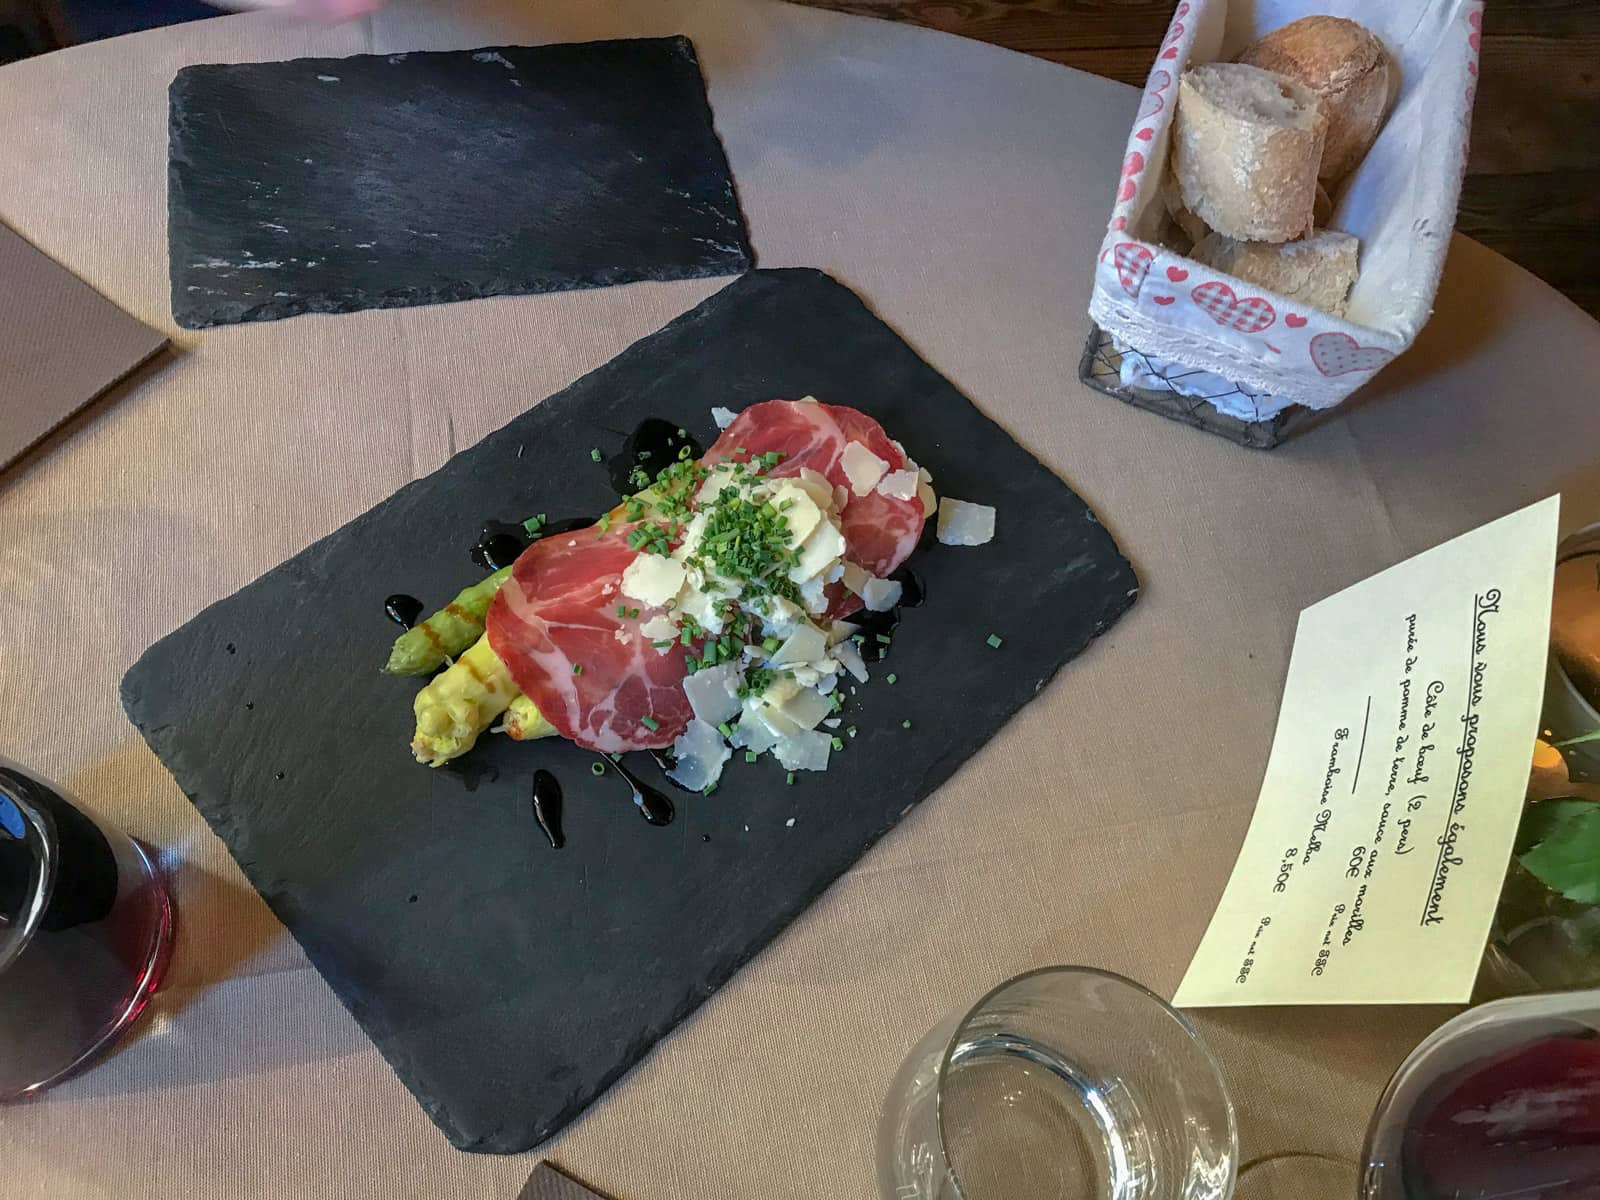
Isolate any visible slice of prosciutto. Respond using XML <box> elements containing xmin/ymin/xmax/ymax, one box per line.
<box><xmin>486</xmin><ymin>522</ymin><xmax>692</xmax><ymax>753</ymax></box>
<box><xmin>706</xmin><ymin>399</ymin><xmax>927</xmax><ymax>609</ymax></box>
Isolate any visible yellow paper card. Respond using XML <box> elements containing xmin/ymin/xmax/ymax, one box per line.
<box><xmin>1176</xmin><ymin>497</ymin><xmax>1559</xmax><ymax>1007</ymax></box>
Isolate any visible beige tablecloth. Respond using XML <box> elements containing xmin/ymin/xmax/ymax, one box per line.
<box><xmin>4</xmin><ymin>2</ymin><xmax>1600</xmax><ymax>1197</ymax></box>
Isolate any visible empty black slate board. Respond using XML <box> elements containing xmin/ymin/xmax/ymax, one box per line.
<box><xmin>168</xmin><ymin>36</ymin><xmax>752</xmax><ymax>329</ymax></box>
<box><xmin>122</xmin><ymin>269</ymin><xmax>1138</xmax><ymax>1152</ymax></box>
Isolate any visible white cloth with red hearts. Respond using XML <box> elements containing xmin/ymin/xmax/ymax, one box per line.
<box><xmin>1087</xmin><ymin>0</ymin><xmax>1483</xmax><ymax>413</ymax></box>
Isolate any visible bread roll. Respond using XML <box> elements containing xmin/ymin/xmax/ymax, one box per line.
<box><xmin>1174</xmin><ymin>63</ymin><xmax>1326</xmax><ymax>243</ymax></box>
<box><xmin>1238</xmin><ymin>16</ymin><xmax>1391</xmax><ymax>185</ymax></box>
<box><xmin>1191</xmin><ymin>228</ymin><xmax>1359</xmax><ymax>317</ymax></box>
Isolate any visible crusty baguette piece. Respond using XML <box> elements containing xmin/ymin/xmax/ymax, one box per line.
<box><xmin>1161</xmin><ymin>172</ymin><xmax>1211</xmax><ymax>249</ymax></box>
<box><xmin>1238</xmin><ymin>16</ymin><xmax>1391</xmax><ymax>185</ymax></box>
<box><xmin>1174</xmin><ymin>63</ymin><xmax>1326</xmax><ymax>243</ymax></box>
<box><xmin>1191</xmin><ymin>228</ymin><xmax>1360</xmax><ymax>317</ymax></box>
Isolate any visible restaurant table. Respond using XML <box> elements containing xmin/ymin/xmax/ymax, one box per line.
<box><xmin>4</xmin><ymin>1</ymin><xmax>1600</xmax><ymax>1197</ymax></box>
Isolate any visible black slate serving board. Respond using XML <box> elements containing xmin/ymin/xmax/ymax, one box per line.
<box><xmin>168</xmin><ymin>36</ymin><xmax>752</xmax><ymax>329</ymax></box>
<box><xmin>123</xmin><ymin>269</ymin><xmax>1137</xmax><ymax>1152</ymax></box>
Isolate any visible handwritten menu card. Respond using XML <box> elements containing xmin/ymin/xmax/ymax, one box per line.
<box><xmin>1177</xmin><ymin>498</ymin><xmax>1558</xmax><ymax>1006</ymax></box>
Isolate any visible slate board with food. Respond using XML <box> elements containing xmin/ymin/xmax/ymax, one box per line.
<box><xmin>168</xmin><ymin>36</ymin><xmax>752</xmax><ymax>329</ymax></box>
<box><xmin>121</xmin><ymin>268</ymin><xmax>1137</xmax><ymax>1152</ymax></box>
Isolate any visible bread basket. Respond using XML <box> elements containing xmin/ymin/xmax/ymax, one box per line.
<box><xmin>1084</xmin><ymin>0</ymin><xmax>1484</xmax><ymax>447</ymax></box>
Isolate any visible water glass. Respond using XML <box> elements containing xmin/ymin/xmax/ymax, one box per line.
<box><xmin>877</xmin><ymin>966</ymin><xmax>1237</xmax><ymax>1200</ymax></box>
<box><xmin>0</xmin><ymin>758</ymin><xmax>174</xmax><ymax>1100</ymax></box>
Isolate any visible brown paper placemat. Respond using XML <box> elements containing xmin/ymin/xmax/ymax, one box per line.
<box><xmin>0</xmin><ymin>225</ymin><xmax>167</xmax><ymax>470</ymax></box>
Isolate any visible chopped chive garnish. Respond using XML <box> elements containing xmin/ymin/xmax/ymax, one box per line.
<box><xmin>717</xmin><ymin>721</ymin><xmax>735</xmax><ymax>738</ymax></box>
<box><xmin>652</xmin><ymin>639</ymin><xmax>673</xmax><ymax>650</ymax></box>
<box><xmin>745</xmin><ymin>750</ymin><xmax>758</xmax><ymax>763</ymax></box>
<box><xmin>590</xmin><ymin>448</ymin><xmax>602</xmax><ymax>462</ymax></box>
<box><xmin>847</xmin><ymin>726</ymin><xmax>858</xmax><ymax>737</ymax></box>
<box><xmin>640</xmin><ymin>715</ymin><xmax>660</xmax><ymax>731</ymax></box>
<box><xmin>733</xmin><ymin>446</ymin><xmax>747</xmax><ymax>455</ymax></box>
<box><xmin>986</xmin><ymin>633</ymin><xmax>1004</xmax><ymax>649</ymax></box>
<box><xmin>597</xmin><ymin>512</ymin><xmax>613</xmax><ymax>532</ymax></box>
<box><xmin>572</xmin><ymin>663</ymin><xmax>584</xmax><ymax>675</ymax></box>
<box><xmin>522</xmin><ymin>515</ymin><xmax>543</xmax><ymax>534</ymax></box>
<box><xmin>828</xmin><ymin>693</ymin><xmax>842</xmax><ymax>711</ymax></box>
<box><xmin>886</xmin><ymin>673</ymin><xmax>898</xmax><ymax>684</ymax></box>
<box><xmin>676</xmin><ymin>427</ymin><xmax>687</xmax><ymax>437</ymax></box>
<box><xmin>875</xmin><ymin>633</ymin><xmax>892</xmax><ymax>644</ymax></box>
<box><xmin>785</xmin><ymin>772</ymin><xmax>795</xmax><ymax>786</ymax></box>
<box><xmin>902</xmin><ymin>719</ymin><xmax>912</xmax><ymax>729</ymax></box>
<box><xmin>702</xmin><ymin>781</ymin><xmax>718</xmax><ymax>795</ymax></box>
<box><xmin>680</xmin><ymin>628</ymin><xmax>693</xmax><ymax>646</ymax></box>
<box><xmin>678</xmin><ymin>445</ymin><xmax>692</xmax><ymax>460</ymax></box>
<box><xmin>590</xmin><ymin>761</ymin><xmax>606</xmax><ymax>776</ymax></box>
<box><xmin>628</xmin><ymin>607</ymin><xmax>640</xmax><ymax>619</ymax></box>
<box><xmin>638</xmin><ymin>450</ymin><xmax>651</xmax><ymax>461</ymax></box>
<box><xmin>610</xmin><ymin>751</ymin><xmax>622</xmax><ymax>761</ymax></box>
<box><xmin>762</xmin><ymin>636</ymin><xmax>781</xmax><ymax>653</ymax></box>
<box><xmin>830</xmin><ymin>736</ymin><xmax>844</xmax><ymax>752</ymax></box>
<box><xmin>616</xmin><ymin>604</ymin><xmax>627</xmax><ymax>617</ymax></box>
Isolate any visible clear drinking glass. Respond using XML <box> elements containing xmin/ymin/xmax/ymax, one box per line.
<box><xmin>877</xmin><ymin>966</ymin><xmax>1237</xmax><ymax>1200</ymax></box>
<box><xmin>1360</xmin><ymin>987</ymin><xmax>1600</xmax><ymax>1199</ymax></box>
<box><xmin>0</xmin><ymin>758</ymin><xmax>175</xmax><ymax>1100</ymax></box>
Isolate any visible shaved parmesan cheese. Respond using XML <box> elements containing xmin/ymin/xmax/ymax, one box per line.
<box><xmin>791</xmin><ymin>520</ymin><xmax>846</xmax><ymax>583</ymax></box>
<box><xmin>826</xmin><ymin>620</ymin><xmax>858</xmax><ymax>646</ymax></box>
<box><xmin>833</xmin><ymin>637</ymin><xmax>869</xmax><ymax>683</ymax></box>
<box><xmin>696</xmin><ymin>469</ymin><xmax>739</xmax><ymax>505</ymax></box>
<box><xmin>771</xmin><ymin>623</ymin><xmax>827</xmax><ymax>666</ymax></box>
<box><xmin>774</xmin><ymin>729</ymin><xmax>831</xmax><ymax>772</ymax></box>
<box><xmin>876</xmin><ymin>468</ymin><xmax>920</xmax><ymax>501</ymax></box>
<box><xmin>860</xmin><ymin>576</ymin><xmax>903</xmax><ymax>612</ymax></box>
<box><xmin>730</xmin><ymin>716</ymin><xmax>781</xmax><ymax>753</ymax></box>
<box><xmin>794</xmin><ymin>469</ymin><xmax>836</xmax><ymax>512</ymax></box>
<box><xmin>759</xmin><ymin>595</ymin><xmax>808</xmax><ymax>639</ymax></box>
<box><xmin>775</xmin><ymin>686</ymin><xmax>833</xmax><ymax>731</ymax></box>
<box><xmin>918</xmin><ymin>477</ymin><xmax>937</xmax><ymax>517</ymax></box>
<box><xmin>640</xmin><ymin>615</ymin><xmax>677</xmax><ymax>644</ymax></box>
<box><xmin>666</xmin><ymin>720</ymin><xmax>731</xmax><ymax>791</ymax></box>
<box><xmin>770</xmin><ymin>483</ymin><xmax>823</xmax><ymax>546</ymax></box>
<box><xmin>745</xmin><ymin>695</ymin><xmax>802</xmax><ymax>741</ymax></box>
<box><xmin>677</xmin><ymin>584</ymin><xmax>727</xmax><ymax>635</ymax></box>
<box><xmin>841</xmin><ymin>561</ymin><xmax>871</xmax><ymax>596</ymax></box>
<box><xmin>711</xmin><ymin>406</ymin><xmax>737</xmax><ymax>429</ymax></box>
<box><xmin>797</xmin><ymin>573</ymin><xmax>830</xmax><ymax>614</ymax></box>
<box><xmin>797</xmin><ymin>395</ymin><xmax>818</xmax><ymax>403</ymax></box>
<box><xmin>936</xmin><ymin>497</ymin><xmax>996</xmax><ymax>546</ymax></box>
<box><xmin>621</xmin><ymin>554</ymin><xmax>686</xmax><ymax>607</ymax></box>
<box><xmin>834</xmin><ymin>485</ymin><xmax>850</xmax><ymax>512</ymax></box>
<box><xmin>840</xmin><ymin>441</ymin><xmax>889</xmax><ymax>496</ymax></box>
<box><xmin>682</xmin><ymin>662</ymin><xmax>743</xmax><ymax>727</ymax></box>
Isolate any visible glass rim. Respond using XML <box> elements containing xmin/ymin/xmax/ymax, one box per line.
<box><xmin>932</xmin><ymin>964</ymin><xmax>1238</xmax><ymax>1197</ymax></box>
<box><xmin>0</xmin><ymin>769</ymin><xmax>58</xmax><ymax>975</ymax></box>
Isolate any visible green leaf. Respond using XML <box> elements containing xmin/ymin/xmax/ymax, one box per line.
<box><xmin>1516</xmin><ymin>799</ymin><xmax>1599</xmax><ymax>855</ymax></box>
<box><xmin>1518</xmin><ymin>805</ymin><xmax>1600</xmax><ymax>903</ymax></box>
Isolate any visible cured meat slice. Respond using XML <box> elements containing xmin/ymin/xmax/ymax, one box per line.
<box><xmin>707</xmin><ymin>399</ymin><xmax>927</xmax><ymax>603</ymax></box>
<box><xmin>487</xmin><ymin>523</ymin><xmax>691</xmax><ymax>752</ymax></box>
